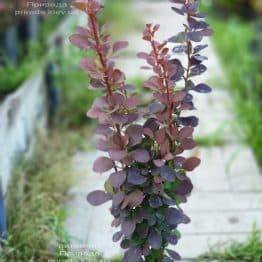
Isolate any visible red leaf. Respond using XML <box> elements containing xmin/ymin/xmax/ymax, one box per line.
<box><xmin>143</xmin><ymin>128</ymin><xmax>154</xmax><ymax>138</ymax></box>
<box><xmin>183</xmin><ymin>157</ymin><xmax>201</xmax><ymax>171</ymax></box>
<box><xmin>113</xmin><ymin>41</ymin><xmax>128</xmax><ymax>53</ymax></box>
<box><xmin>86</xmin><ymin>104</ymin><xmax>101</xmax><ymax>118</ymax></box>
<box><xmin>111</xmin><ymin>69</ymin><xmax>125</xmax><ymax>84</ymax></box>
<box><xmin>172</xmin><ymin>91</ymin><xmax>186</xmax><ymax>103</ymax></box>
<box><xmin>69</xmin><ymin>34</ymin><xmax>89</xmax><ymax>49</ymax></box>
<box><xmin>93</xmin><ymin>156</ymin><xmax>114</xmax><ymax>173</ymax></box>
<box><xmin>181</xmin><ymin>138</ymin><xmax>196</xmax><ymax>150</ymax></box>
<box><xmin>80</xmin><ymin>58</ymin><xmax>96</xmax><ymax>72</ymax></box>
<box><xmin>155</xmin><ymin>128</ymin><xmax>166</xmax><ymax>145</ymax></box>
<box><xmin>179</xmin><ymin>127</ymin><xmax>194</xmax><ymax>139</ymax></box>
<box><xmin>144</xmin><ymin>76</ymin><xmax>160</xmax><ymax>89</ymax></box>
<box><xmin>124</xmin><ymin>96</ymin><xmax>139</xmax><ymax>109</ymax></box>
<box><xmin>137</xmin><ymin>52</ymin><xmax>149</xmax><ymax>60</ymax></box>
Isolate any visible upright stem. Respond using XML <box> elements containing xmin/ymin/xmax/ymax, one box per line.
<box><xmin>184</xmin><ymin>8</ymin><xmax>192</xmax><ymax>89</ymax></box>
<box><xmin>150</xmin><ymin>39</ymin><xmax>173</xmax><ymax>127</ymax></box>
<box><xmin>88</xmin><ymin>11</ymin><xmax>123</xmax><ymax>168</ymax></box>
<box><xmin>89</xmin><ymin>13</ymin><xmax>113</xmax><ymax>96</ymax></box>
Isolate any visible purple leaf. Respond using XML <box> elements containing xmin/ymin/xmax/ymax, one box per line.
<box><xmin>148</xmin><ymin>229</ymin><xmax>162</xmax><ymax>249</ymax></box>
<box><xmin>89</xmin><ymin>79</ymin><xmax>105</xmax><ymax>89</ymax></box>
<box><xmin>112</xmin><ymin>41</ymin><xmax>128</xmax><ymax>53</ymax></box>
<box><xmin>193</xmin><ymin>44</ymin><xmax>208</xmax><ymax>54</ymax></box>
<box><xmin>179</xmin><ymin>116</ymin><xmax>199</xmax><ymax>127</ymax></box>
<box><xmin>109</xmin><ymin>150</ymin><xmax>127</xmax><ymax>161</ymax></box>
<box><xmin>120</xmin><ymin>239</ymin><xmax>131</xmax><ymax>249</ymax></box>
<box><xmin>121</xmin><ymin>219</ymin><xmax>136</xmax><ymax>236</ymax></box>
<box><xmin>126</xmin><ymin>124</ymin><xmax>143</xmax><ymax>145</ymax></box>
<box><xmin>124</xmin><ymin>96</ymin><xmax>139</xmax><ymax>109</ymax></box>
<box><xmin>96</xmin><ymin>124</ymin><xmax>113</xmax><ymax>136</ymax></box>
<box><xmin>87</xmin><ymin>190</ymin><xmax>111</xmax><ymax>206</ymax></box>
<box><xmin>153</xmin><ymin>159</ymin><xmax>165</xmax><ymax>167</ymax></box>
<box><xmin>124</xmin><ymin>247</ymin><xmax>143</xmax><ymax>262</ymax></box>
<box><xmin>200</xmin><ymin>28</ymin><xmax>213</xmax><ymax>36</ymax></box>
<box><xmin>165</xmin><ymin>208</ymin><xmax>185</xmax><ymax>225</ymax></box>
<box><xmin>171</xmin><ymin>7</ymin><xmax>184</xmax><ymax>15</ymax></box>
<box><xmin>111</xmin><ymin>113</ymin><xmax>129</xmax><ymax>124</ymax></box>
<box><xmin>191</xmin><ymin>55</ymin><xmax>208</xmax><ymax>64</ymax></box>
<box><xmin>149</xmin><ymin>195</ymin><xmax>163</xmax><ymax>208</ymax></box>
<box><xmin>80</xmin><ymin>58</ymin><xmax>96</xmax><ymax>72</ymax></box>
<box><xmin>132</xmin><ymin>149</ymin><xmax>150</xmax><ymax>163</ymax></box>
<box><xmin>187</xmin><ymin>31</ymin><xmax>203</xmax><ymax>42</ymax></box>
<box><xmin>169</xmin><ymin>0</ymin><xmax>185</xmax><ymax>3</ymax></box>
<box><xmin>190</xmin><ymin>64</ymin><xmax>207</xmax><ymax>76</ymax></box>
<box><xmin>69</xmin><ymin>34</ymin><xmax>89</xmax><ymax>49</ymax></box>
<box><xmin>183</xmin><ymin>93</ymin><xmax>193</xmax><ymax>103</ymax></box>
<box><xmin>112</xmin><ymin>192</ymin><xmax>125</xmax><ymax>207</ymax></box>
<box><xmin>127</xmin><ymin>168</ymin><xmax>147</xmax><ymax>185</ymax></box>
<box><xmin>93</xmin><ymin>157</ymin><xmax>114</xmax><ymax>173</ymax></box>
<box><xmin>149</xmin><ymin>102</ymin><xmax>166</xmax><ymax>114</ymax></box>
<box><xmin>109</xmin><ymin>171</ymin><xmax>126</xmax><ymax>188</ymax></box>
<box><xmin>121</xmin><ymin>190</ymin><xmax>144</xmax><ymax>209</ymax></box>
<box><xmin>175</xmin><ymin>178</ymin><xmax>193</xmax><ymax>195</ymax></box>
<box><xmin>158</xmin><ymin>166</ymin><xmax>176</xmax><ymax>182</ymax></box>
<box><xmin>164</xmin><ymin>233</ymin><xmax>178</xmax><ymax>245</ymax></box>
<box><xmin>112</xmin><ymin>231</ymin><xmax>123</xmax><ymax>242</ymax></box>
<box><xmin>144</xmin><ymin>118</ymin><xmax>159</xmax><ymax>132</ymax></box>
<box><xmin>168</xmin><ymin>32</ymin><xmax>186</xmax><ymax>43</ymax></box>
<box><xmin>189</xmin><ymin>18</ymin><xmax>209</xmax><ymax>30</ymax></box>
<box><xmin>193</xmin><ymin>83</ymin><xmax>212</xmax><ymax>93</ymax></box>
<box><xmin>192</xmin><ymin>12</ymin><xmax>207</xmax><ymax>18</ymax></box>
<box><xmin>170</xmin><ymin>59</ymin><xmax>184</xmax><ymax>81</ymax></box>
<box><xmin>167</xmin><ymin>249</ymin><xmax>181</xmax><ymax>260</ymax></box>
<box><xmin>173</xmin><ymin>45</ymin><xmax>187</xmax><ymax>53</ymax></box>
<box><xmin>137</xmin><ymin>52</ymin><xmax>149</xmax><ymax>60</ymax></box>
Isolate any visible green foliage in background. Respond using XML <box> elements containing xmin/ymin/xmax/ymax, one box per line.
<box><xmin>202</xmin><ymin>2</ymin><xmax>262</xmax><ymax>166</ymax></box>
<box><xmin>199</xmin><ymin>227</ymin><xmax>262</xmax><ymax>262</ymax></box>
<box><xmin>0</xmin><ymin>42</ymin><xmax>44</xmax><ymax>96</ymax></box>
<box><xmin>55</xmin><ymin>46</ymin><xmax>100</xmax><ymax>128</ymax></box>
<box><xmin>101</xmin><ymin>0</ymin><xmax>141</xmax><ymax>37</ymax></box>
<box><xmin>0</xmin><ymin>16</ymin><xmax>64</xmax><ymax>96</ymax></box>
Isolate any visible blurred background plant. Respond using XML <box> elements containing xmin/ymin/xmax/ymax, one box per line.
<box><xmin>201</xmin><ymin>0</ymin><xmax>262</xmax><ymax>166</ymax></box>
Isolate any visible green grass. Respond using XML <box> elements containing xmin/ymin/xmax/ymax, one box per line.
<box><xmin>0</xmin><ymin>130</ymin><xmax>84</xmax><ymax>261</ymax></box>
<box><xmin>101</xmin><ymin>0</ymin><xmax>141</xmax><ymax>37</ymax></box>
<box><xmin>199</xmin><ymin>227</ymin><xmax>262</xmax><ymax>262</ymax></box>
<box><xmin>203</xmin><ymin>9</ymin><xmax>262</xmax><ymax>166</ymax></box>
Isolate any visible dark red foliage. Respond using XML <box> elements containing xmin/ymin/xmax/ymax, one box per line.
<box><xmin>70</xmin><ymin>0</ymin><xmax>212</xmax><ymax>261</ymax></box>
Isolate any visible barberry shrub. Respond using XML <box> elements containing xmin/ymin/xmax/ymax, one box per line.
<box><xmin>70</xmin><ymin>0</ymin><xmax>212</xmax><ymax>261</ymax></box>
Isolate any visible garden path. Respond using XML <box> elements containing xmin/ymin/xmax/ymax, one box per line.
<box><xmin>64</xmin><ymin>2</ymin><xmax>262</xmax><ymax>260</ymax></box>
